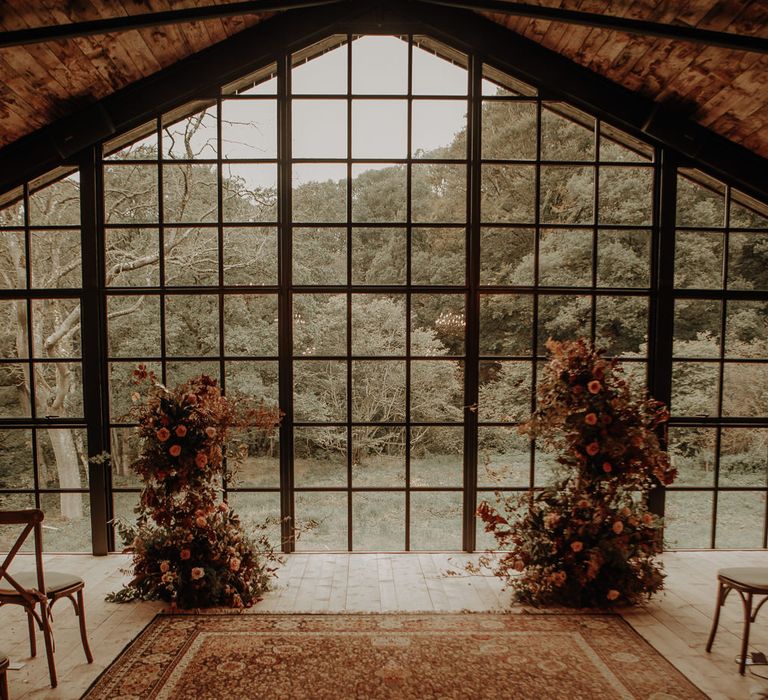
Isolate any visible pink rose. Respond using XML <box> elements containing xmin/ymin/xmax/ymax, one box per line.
<box><xmin>587</xmin><ymin>380</ymin><xmax>601</xmax><ymax>394</ymax></box>
<box><xmin>191</xmin><ymin>567</ymin><xmax>204</xmax><ymax>580</ymax></box>
<box><xmin>195</xmin><ymin>452</ymin><xmax>209</xmax><ymax>468</ymax></box>
<box><xmin>584</xmin><ymin>413</ymin><xmax>598</xmax><ymax>426</ymax></box>
<box><xmin>513</xmin><ymin>559</ymin><xmax>524</xmax><ymax>572</ymax></box>
<box><xmin>612</xmin><ymin>521</ymin><xmax>624</xmax><ymax>535</ymax></box>
<box><xmin>602</xmin><ymin>462</ymin><xmax>612</xmax><ymax>473</ymax></box>
<box><xmin>175</xmin><ymin>425</ymin><xmax>187</xmax><ymax>438</ymax></box>
<box><xmin>195</xmin><ymin>516</ymin><xmax>207</xmax><ymax>528</ymax></box>
<box><xmin>229</xmin><ymin>557</ymin><xmax>241</xmax><ymax>572</ymax></box>
<box><xmin>219</xmin><ymin>502</ymin><xmax>229</xmax><ymax>512</ymax></box>
<box><xmin>205</xmin><ymin>427</ymin><xmax>217</xmax><ymax>438</ymax></box>
<box><xmin>159</xmin><ymin>561</ymin><xmax>169</xmax><ymax>573</ymax></box>
<box><xmin>169</xmin><ymin>444</ymin><xmax>181</xmax><ymax>457</ymax></box>
<box><xmin>642</xmin><ymin>512</ymin><xmax>653</xmax><ymax>525</ymax></box>
<box><xmin>570</xmin><ymin>541</ymin><xmax>584</xmax><ymax>553</ymax></box>
<box><xmin>180</xmin><ymin>548</ymin><xmax>191</xmax><ymax>561</ymax></box>
<box><xmin>586</xmin><ymin>442</ymin><xmax>600</xmax><ymax>457</ymax></box>
<box><xmin>156</xmin><ymin>427</ymin><xmax>171</xmax><ymax>442</ymax></box>
<box><xmin>607</xmin><ymin>589</ymin><xmax>620</xmax><ymax>601</ymax></box>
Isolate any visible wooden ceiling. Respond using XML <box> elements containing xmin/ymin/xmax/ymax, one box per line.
<box><xmin>0</xmin><ymin>0</ymin><xmax>767</xmax><ymax>160</ymax></box>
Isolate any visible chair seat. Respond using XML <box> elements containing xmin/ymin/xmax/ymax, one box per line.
<box><xmin>0</xmin><ymin>652</ymin><xmax>7</xmax><ymax>669</ymax></box>
<box><xmin>718</xmin><ymin>567</ymin><xmax>768</xmax><ymax>591</ymax></box>
<box><xmin>0</xmin><ymin>570</ymin><xmax>84</xmax><ymax>597</ymax></box>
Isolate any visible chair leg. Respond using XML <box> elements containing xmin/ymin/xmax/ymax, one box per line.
<box><xmin>739</xmin><ymin>591</ymin><xmax>754</xmax><ymax>675</ymax></box>
<box><xmin>706</xmin><ymin>580</ymin><xmax>727</xmax><ymax>653</ymax></box>
<box><xmin>76</xmin><ymin>589</ymin><xmax>93</xmax><ymax>664</ymax></box>
<box><xmin>39</xmin><ymin>600</ymin><xmax>57</xmax><ymax>688</ymax></box>
<box><xmin>0</xmin><ymin>668</ymin><xmax>8</xmax><ymax>700</ymax></box>
<box><xmin>26</xmin><ymin>608</ymin><xmax>37</xmax><ymax>657</ymax></box>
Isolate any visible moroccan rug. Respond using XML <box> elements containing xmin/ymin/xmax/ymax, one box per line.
<box><xmin>83</xmin><ymin>613</ymin><xmax>705</xmax><ymax>699</ymax></box>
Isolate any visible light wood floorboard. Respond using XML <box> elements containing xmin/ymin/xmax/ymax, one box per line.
<box><xmin>2</xmin><ymin>550</ymin><xmax>768</xmax><ymax>699</ymax></box>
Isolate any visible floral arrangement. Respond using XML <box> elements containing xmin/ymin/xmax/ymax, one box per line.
<box><xmin>109</xmin><ymin>366</ymin><xmax>282</xmax><ymax>609</ymax></box>
<box><xmin>477</xmin><ymin>338</ymin><xmax>677</xmax><ymax>607</ymax></box>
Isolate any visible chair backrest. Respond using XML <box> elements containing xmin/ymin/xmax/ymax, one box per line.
<box><xmin>0</xmin><ymin>509</ymin><xmax>45</xmax><ymax>601</ymax></box>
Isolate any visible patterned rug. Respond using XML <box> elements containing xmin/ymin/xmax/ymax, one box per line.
<box><xmin>83</xmin><ymin>613</ymin><xmax>705</xmax><ymax>699</ymax></box>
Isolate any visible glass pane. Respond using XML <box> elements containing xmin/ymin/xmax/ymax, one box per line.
<box><xmin>352</xmin><ymin>492</ymin><xmax>405</xmax><ymax>550</ymax></box>
<box><xmin>103</xmin><ymin>164</ymin><xmax>158</xmax><ymax>224</ymax></box>
<box><xmin>163</xmin><ymin>164</ymin><xmax>218</xmax><ymax>223</ymax></box>
<box><xmin>671</xmin><ymin>362</ymin><xmax>719</xmax><ymax>416</ymax></box>
<box><xmin>293</xmin><ymin>41</ymin><xmax>347</xmax><ymax>94</ymax></box>
<box><xmin>540</xmin><ymin>166</ymin><xmax>594</xmax><ymax>224</ymax></box>
<box><xmin>0</xmin><ymin>300</ymin><xmax>27</xmax><ymax>358</ymax></box>
<box><xmin>105</xmin><ymin>228</ymin><xmax>159</xmax><ymax>287</ymax></box>
<box><xmin>352</xmin><ymin>295</ymin><xmax>406</xmax><ymax>356</ymax></box>
<box><xmin>410</xmin><ymin>491</ymin><xmax>463</xmax><ymax>550</ymax></box>
<box><xmin>0</xmin><ymin>428</ymin><xmax>33</xmax><ymax>489</ymax></box>
<box><xmin>227</xmin><ymin>426</ymin><xmax>280</xmax><ymax>488</ymax></box>
<box><xmin>352</xmin><ymin>164</ymin><xmax>407</xmax><ymax>223</ymax></box>
<box><xmin>595</xmin><ymin>296</ymin><xmax>648</xmax><ymax>356</ymax></box>
<box><xmin>36</xmin><ymin>427</ymin><xmax>87</xmax><ymax>490</ymax></box>
<box><xmin>412</xmin><ymin>100</ymin><xmax>467</xmax><ymax>159</ymax></box>
<box><xmin>109</xmin><ymin>361</ymin><xmax>161</xmax><ymax>421</ymax></box>
<box><xmin>541</xmin><ymin>104</ymin><xmax>594</xmax><ymax>161</ymax></box>
<box><xmin>480</xmin><ymin>228</ymin><xmax>535</xmax><ymax>286</ymax></box>
<box><xmin>725</xmin><ymin>300</ymin><xmax>768</xmax><ymax>358</ymax></box>
<box><xmin>731</xmin><ymin>193</ymin><xmax>768</xmax><ymax>229</ymax></box>
<box><xmin>0</xmin><ymin>194</ymin><xmax>23</xmax><ymax>226</ymax></box>
<box><xmin>226</xmin><ymin>491</ymin><xmax>282</xmax><ymax>549</ymax></box>
<box><xmin>535</xmin><ymin>444</ymin><xmax>558</xmax><ymax>486</ymax></box>
<box><xmin>674</xmin><ymin>231</ymin><xmax>724</xmax><ymax>289</ymax></box>
<box><xmin>222</xmin><ymin>227</ymin><xmax>278</xmax><ymax>286</ymax></box>
<box><xmin>352</xmin><ymin>360</ymin><xmax>405</xmax><ymax>422</ymax></box>
<box><xmin>293</xmin><ymin>164</ymin><xmax>347</xmax><ymax>223</ymax></box>
<box><xmin>162</xmin><ymin>105</ymin><xmax>217</xmax><ymax>159</ymax></box>
<box><xmin>719</xmin><ymin>428</ymin><xmax>768</xmax><ymax>488</ymax></box>
<box><xmin>482</xmin><ymin>101</ymin><xmax>536</xmax><ymax>160</ymax></box>
<box><xmin>411</xmin><ymin>228</ymin><xmax>465</xmax><ymax>285</ymax></box>
<box><xmin>39</xmin><ymin>492</ymin><xmax>90</xmax><ymax>553</ymax></box>
<box><xmin>293</xmin><ymin>294</ymin><xmax>346</xmax><ymax>356</ymax></box>
<box><xmin>478</xmin><ymin>361</ymin><xmax>531</xmax><ymax>422</ymax></box>
<box><xmin>294</xmin><ymin>360</ymin><xmax>346</xmax><ymax>422</ymax></box>
<box><xmin>0</xmin><ymin>230</ymin><xmax>27</xmax><ymax>289</ymax></box>
<box><xmin>667</xmin><ymin>426</ymin><xmax>716</xmax><ymax>487</ymax></box>
<box><xmin>163</xmin><ymin>228</ymin><xmax>218</xmax><ymax>286</ymax></box>
<box><xmin>599</xmin><ymin>124</ymin><xmax>652</xmax><ymax>162</ymax></box>
<box><xmin>410</xmin><ymin>360</ymin><xmax>463</xmax><ymax>422</ymax></box>
<box><xmin>222</xmin><ymin>163</ymin><xmax>278</xmax><ymax>223</ymax></box>
<box><xmin>352</xmin><ymin>35</ymin><xmax>407</xmax><ymax>94</ymax></box>
<box><xmin>32</xmin><ymin>299</ymin><xmax>81</xmax><ymax>358</ymax></box>
<box><xmin>676</xmin><ymin>172</ymin><xmax>725</xmax><ymax>228</ymax></box>
<box><xmin>107</xmin><ymin>295</ymin><xmax>161</xmax><ymax>357</ymax></box>
<box><xmin>110</xmin><ymin>426</ymin><xmax>142</xmax><ymax>489</ymax></box>
<box><xmin>223</xmin><ymin>295</ymin><xmax>279</xmax><ymax>356</ymax></box>
<box><xmin>599</xmin><ymin>167</ymin><xmax>653</xmax><ymax>226</ymax></box>
<box><xmin>478</xmin><ymin>426</ymin><xmax>530</xmax><ymax>487</ymax></box>
<box><xmin>0</xmin><ymin>493</ymin><xmax>35</xmax><ymax>552</ymax></box>
<box><xmin>351</xmin><ymin>228</ymin><xmax>406</xmax><ymax>285</ymax></box>
<box><xmin>0</xmin><ymin>366</ymin><xmax>27</xmax><ymax>428</ymax></box>
<box><xmin>293</xmin><ymin>228</ymin><xmax>346</xmax><ymax>285</ymax></box>
<box><xmin>293</xmin><ymin>100</ymin><xmax>347</xmax><ymax>158</ymax></box>
<box><xmin>412</xmin><ymin>41</ymin><xmax>467</xmax><ymax>95</ymax></box>
<box><xmin>673</xmin><ymin>299</ymin><xmax>721</xmax><ymax>358</ymax></box>
<box><xmin>352</xmin><ymin>100</ymin><xmax>407</xmax><ymax>158</ymax></box>
<box><xmin>165</xmin><ymin>295</ymin><xmax>219</xmax><ymax>356</ymax></box>
<box><xmin>410</xmin><ymin>426</ymin><xmax>462</xmax><ymax>487</ymax></box>
<box><xmin>294</xmin><ymin>426</ymin><xmax>347</xmax><ymax>487</ymax></box>
<box><xmin>664</xmin><ymin>491</ymin><xmax>713</xmax><ymax>549</ymax></box>
<box><xmin>723</xmin><ymin>363</ymin><xmax>768</xmax><ymax>417</ymax></box>
<box><xmin>412</xmin><ymin>164</ymin><xmax>466</xmax><ymax>223</ymax></box>
<box><xmin>537</xmin><ymin>295</ymin><xmax>591</xmax><ymax>353</ymax></box>
<box><xmin>716</xmin><ymin>491</ymin><xmax>763</xmax><ymax>549</ymax></box>
<box><xmin>221</xmin><ymin>99</ymin><xmax>277</xmax><ymax>159</ymax></box>
<box><xmin>481</xmin><ymin>165</ymin><xmax>535</xmax><ymax>223</ymax></box>
<box><xmin>352</xmin><ymin>426</ymin><xmax>405</xmax><ymax>487</ymax></box>
<box><xmin>29</xmin><ymin>173</ymin><xmax>80</xmax><ymax>226</ymax></box>
<box><xmin>482</xmin><ymin>65</ymin><xmax>536</xmax><ymax>97</ymax></box>
<box><xmin>224</xmin><ymin>361</ymin><xmax>279</xmax><ymax>404</ymax></box>
<box><xmin>165</xmin><ymin>360</ymin><xmax>219</xmax><ymax>387</ymax></box>
<box><xmin>539</xmin><ymin>229</ymin><xmax>592</xmax><ymax>286</ymax></box>
<box><xmin>29</xmin><ymin>231</ymin><xmax>81</xmax><ymax>288</ymax></box>
<box><xmin>112</xmin><ymin>491</ymin><xmax>140</xmax><ymax>534</ymax></box>
<box><xmin>728</xmin><ymin>232</ymin><xmax>768</xmax><ymax>290</ymax></box>
<box><xmin>412</xmin><ymin>294</ymin><xmax>465</xmax><ymax>356</ymax></box>
<box><xmin>105</xmin><ymin>125</ymin><xmax>157</xmax><ymax>160</ymax></box>
<box><xmin>295</xmin><ymin>492</ymin><xmax>347</xmax><ymax>551</ymax></box>
<box><xmin>597</xmin><ymin>230</ymin><xmax>650</xmax><ymax>288</ymax></box>
<box><xmin>479</xmin><ymin>295</ymin><xmax>532</xmax><ymax>356</ymax></box>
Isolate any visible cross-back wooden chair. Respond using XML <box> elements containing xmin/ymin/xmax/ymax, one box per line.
<box><xmin>0</xmin><ymin>509</ymin><xmax>93</xmax><ymax>688</ymax></box>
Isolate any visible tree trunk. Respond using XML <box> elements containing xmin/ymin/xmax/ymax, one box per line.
<box><xmin>48</xmin><ymin>428</ymin><xmax>83</xmax><ymax>520</ymax></box>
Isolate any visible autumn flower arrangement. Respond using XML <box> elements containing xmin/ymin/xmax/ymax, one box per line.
<box><xmin>109</xmin><ymin>366</ymin><xmax>282</xmax><ymax>609</ymax></box>
<box><xmin>477</xmin><ymin>338</ymin><xmax>677</xmax><ymax>607</ymax></box>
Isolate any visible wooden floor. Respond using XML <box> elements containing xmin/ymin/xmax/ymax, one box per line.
<box><xmin>2</xmin><ymin>550</ymin><xmax>768</xmax><ymax>699</ymax></box>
